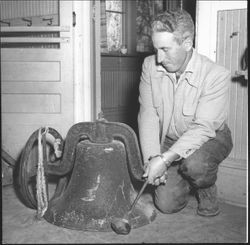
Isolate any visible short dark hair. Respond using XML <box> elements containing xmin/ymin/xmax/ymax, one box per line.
<box><xmin>151</xmin><ymin>9</ymin><xmax>194</xmax><ymax>44</ymax></box>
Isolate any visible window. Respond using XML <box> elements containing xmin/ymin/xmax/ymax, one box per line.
<box><xmin>101</xmin><ymin>0</ymin><xmax>136</xmax><ymax>55</ymax></box>
<box><xmin>105</xmin><ymin>0</ymin><xmax>125</xmax><ymax>52</ymax></box>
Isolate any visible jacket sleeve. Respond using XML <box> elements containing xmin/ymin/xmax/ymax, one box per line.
<box><xmin>138</xmin><ymin>57</ymin><xmax>161</xmax><ymax>163</ymax></box>
<box><xmin>169</xmin><ymin>68</ymin><xmax>231</xmax><ymax>158</ymax></box>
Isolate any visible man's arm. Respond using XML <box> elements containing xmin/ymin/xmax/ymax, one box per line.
<box><xmin>138</xmin><ymin>57</ymin><xmax>161</xmax><ymax>164</ymax></box>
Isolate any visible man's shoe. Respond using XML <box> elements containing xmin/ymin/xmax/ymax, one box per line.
<box><xmin>196</xmin><ymin>184</ymin><xmax>220</xmax><ymax>217</ymax></box>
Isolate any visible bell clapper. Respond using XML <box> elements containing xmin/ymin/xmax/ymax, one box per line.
<box><xmin>111</xmin><ymin>179</ymin><xmax>149</xmax><ymax>235</ymax></box>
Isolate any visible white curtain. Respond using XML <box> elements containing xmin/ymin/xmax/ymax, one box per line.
<box><xmin>100</xmin><ymin>0</ymin><xmax>108</xmax><ymax>53</ymax></box>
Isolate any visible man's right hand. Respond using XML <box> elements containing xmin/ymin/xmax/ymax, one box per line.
<box><xmin>143</xmin><ymin>157</ymin><xmax>168</xmax><ymax>185</ymax></box>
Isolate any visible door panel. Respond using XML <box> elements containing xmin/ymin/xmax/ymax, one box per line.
<box><xmin>1</xmin><ymin>1</ymin><xmax>74</xmax><ymax>160</ymax></box>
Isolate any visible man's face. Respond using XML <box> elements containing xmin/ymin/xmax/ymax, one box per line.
<box><xmin>152</xmin><ymin>31</ymin><xmax>188</xmax><ymax>73</ymax></box>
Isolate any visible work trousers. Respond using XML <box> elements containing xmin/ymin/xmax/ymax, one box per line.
<box><xmin>155</xmin><ymin>124</ymin><xmax>233</xmax><ymax>213</ymax></box>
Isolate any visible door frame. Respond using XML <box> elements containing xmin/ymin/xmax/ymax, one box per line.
<box><xmin>72</xmin><ymin>0</ymin><xmax>101</xmax><ymax>123</ymax></box>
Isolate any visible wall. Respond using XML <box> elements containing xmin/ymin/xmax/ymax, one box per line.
<box><xmin>101</xmin><ymin>54</ymin><xmax>145</xmax><ymax>135</ymax></box>
<box><xmin>0</xmin><ymin>0</ymin><xmax>59</xmax><ymax>28</ymax></box>
<box><xmin>196</xmin><ymin>1</ymin><xmax>248</xmax><ymax>207</ymax></box>
<box><xmin>0</xmin><ymin>0</ymin><xmax>58</xmax><ymax>19</ymax></box>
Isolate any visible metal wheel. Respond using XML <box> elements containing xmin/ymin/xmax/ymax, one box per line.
<box><xmin>18</xmin><ymin>127</ymin><xmax>67</xmax><ymax>209</ymax></box>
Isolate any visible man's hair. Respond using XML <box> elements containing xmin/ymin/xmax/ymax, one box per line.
<box><xmin>151</xmin><ymin>9</ymin><xmax>194</xmax><ymax>44</ymax></box>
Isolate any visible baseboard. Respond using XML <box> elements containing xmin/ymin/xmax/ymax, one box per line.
<box><xmin>217</xmin><ymin>157</ymin><xmax>247</xmax><ymax>207</ymax></box>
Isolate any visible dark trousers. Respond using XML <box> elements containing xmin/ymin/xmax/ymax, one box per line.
<box><xmin>155</xmin><ymin>124</ymin><xmax>233</xmax><ymax>213</ymax></box>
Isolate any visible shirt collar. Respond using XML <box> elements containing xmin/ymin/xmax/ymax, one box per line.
<box><xmin>156</xmin><ymin>48</ymin><xmax>199</xmax><ymax>88</ymax></box>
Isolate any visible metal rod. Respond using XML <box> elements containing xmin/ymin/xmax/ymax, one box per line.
<box><xmin>129</xmin><ymin>179</ymin><xmax>149</xmax><ymax>213</ymax></box>
<box><xmin>2</xmin><ymin>149</ymin><xmax>16</xmax><ymax>168</ymax></box>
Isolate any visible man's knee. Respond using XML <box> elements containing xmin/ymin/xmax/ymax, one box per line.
<box><xmin>180</xmin><ymin>156</ymin><xmax>218</xmax><ymax>188</ymax></box>
<box><xmin>180</xmin><ymin>156</ymin><xmax>208</xmax><ymax>179</ymax></box>
<box><xmin>154</xmin><ymin>185</ymin><xmax>189</xmax><ymax>214</ymax></box>
<box><xmin>179</xmin><ymin>126</ymin><xmax>232</xmax><ymax>188</ymax></box>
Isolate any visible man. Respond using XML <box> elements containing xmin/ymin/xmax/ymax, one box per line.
<box><xmin>138</xmin><ymin>9</ymin><xmax>233</xmax><ymax>217</ymax></box>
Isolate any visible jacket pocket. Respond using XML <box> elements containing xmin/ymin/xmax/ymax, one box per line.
<box><xmin>182</xmin><ymin>103</ymin><xmax>196</xmax><ymax>116</ymax></box>
<box><xmin>182</xmin><ymin>104</ymin><xmax>196</xmax><ymax>125</ymax></box>
<box><xmin>152</xmin><ymin>94</ymin><xmax>161</xmax><ymax>109</ymax></box>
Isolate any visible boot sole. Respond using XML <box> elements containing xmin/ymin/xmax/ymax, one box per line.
<box><xmin>197</xmin><ymin>208</ymin><xmax>220</xmax><ymax>217</ymax></box>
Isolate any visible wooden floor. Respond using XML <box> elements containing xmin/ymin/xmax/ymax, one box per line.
<box><xmin>2</xmin><ymin>184</ymin><xmax>247</xmax><ymax>243</ymax></box>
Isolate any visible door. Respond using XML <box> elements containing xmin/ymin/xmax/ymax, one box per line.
<box><xmin>216</xmin><ymin>8</ymin><xmax>248</xmax><ymax>163</ymax></box>
<box><xmin>1</xmin><ymin>1</ymin><xmax>74</xmax><ymax>160</ymax></box>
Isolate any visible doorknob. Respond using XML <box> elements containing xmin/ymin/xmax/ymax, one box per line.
<box><xmin>230</xmin><ymin>31</ymin><xmax>238</xmax><ymax>38</ymax></box>
<box><xmin>235</xmin><ymin>70</ymin><xmax>248</xmax><ymax>80</ymax></box>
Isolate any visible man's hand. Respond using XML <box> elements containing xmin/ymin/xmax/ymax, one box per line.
<box><xmin>142</xmin><ymin>156</ymin><xmax>168</xmax><ymax>185</ymax></box>
<box><xmin>142</xmin><ymin>151</ymin><xmax>180</xmax><ymax>185</ymax></box>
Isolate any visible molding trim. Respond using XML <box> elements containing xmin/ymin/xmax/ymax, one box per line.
<box><xmin>220</xmin><ymin>157</ymin><xmax>247</xmax><ymax>170</ymax></box>
<box><xmin>217</xmin><ymin>157</ymin><xmax>247</xmax><ymax>207</ymax></box>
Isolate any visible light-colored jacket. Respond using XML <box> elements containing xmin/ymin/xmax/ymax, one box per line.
<box><xmin>138</xmin><ymin>49</ymin><xmax>231</xmax><ymax>163</ymax></box>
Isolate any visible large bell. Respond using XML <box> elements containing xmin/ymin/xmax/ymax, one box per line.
<box><xmin>17</xmin><ymin>120</ymin><xmax>156</xmax><ymax>231</ymax></box>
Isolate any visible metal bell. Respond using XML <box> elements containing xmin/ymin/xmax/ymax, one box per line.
<box><xmin>18</xmin><ymin>121</ymin><xmax>156</xmax><ymax>231</ymax></box>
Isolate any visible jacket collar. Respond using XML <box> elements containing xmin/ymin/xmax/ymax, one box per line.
<box><xmin>156</xmin><ymin>48</ymin><xmax>199</xmax><ymax>88</ymax></box>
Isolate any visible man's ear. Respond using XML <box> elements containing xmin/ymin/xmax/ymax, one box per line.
<box><xmin>183</xmin><ymin>37</ymin><xmax>193</xmax><ymax>51</ymax></box>
<box><xmin>181</xmin><ymin>31</ymin><xmax>193</xmax><ymax>51</ymax></box>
